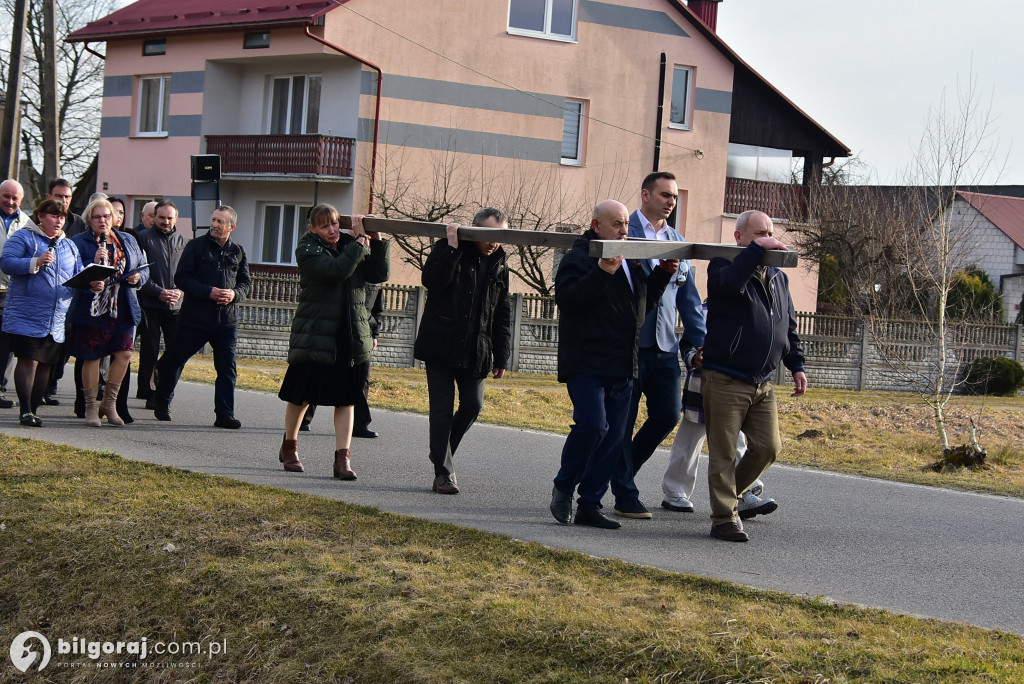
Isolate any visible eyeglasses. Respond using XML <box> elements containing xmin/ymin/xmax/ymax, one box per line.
<box><xmin>92</xmin><ymin>214</ymin><xmax>113</xmax><ymax>221</ymax></box>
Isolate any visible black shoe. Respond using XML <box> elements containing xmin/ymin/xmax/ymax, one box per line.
<box><xmin>153</xmin><ymin>405</ymin><xmax>171</xmax><ymax>421</ymax></box>
<box><xmin>352</xmin><ymin>426</ymin><xmax>379</xmax><ymax>439</ymax></box>
<box><xmin>145</xmin><ymin>398</ymin><xmax>157</xmax><ymax>410</ymax></box>
<box><xmin>573</xmin><ymin>507</ymin><xmax>621</xmax><ymax>529</ymax></box>
<box><xmin>119</xmin><ymin>410</ymin><xmax>135</xmax><ymax>425</ymax></box>
<box><xmin>214</xmin><ymin>414</ymin><xmax>241</xmax><ymax>429</ymax></box>
<box><xmin>613</xmin><ymin>499</ymin><xmax>653</xmax><ymax>519</ymax></box>
<box><xmin>0</xmin><ymin>396</ymin><xmax>13</xmax><ymax>409</ymax></box>
<box><xmin>710</xmin><ymin>521</ymin><xmax>749</xmax><ymax>542</ymax></box>
<box><xmin>19</xmin><ymin>412</ymin><xmax>42</xmax><ymax>427</ymax></box>
<box><xmin>299</xmin><ymin>422</ymin><xmax>310</xmax><ymax>432</ymax></box>
<box><xmin>550</xmin><ymin>486</ymin><xmax>572</xmax><ymax>524</ymax></box>
<box><xmin>41</xmin><ymin>394</ymin><xmax>60</xmax><ymax>406</ymax></box>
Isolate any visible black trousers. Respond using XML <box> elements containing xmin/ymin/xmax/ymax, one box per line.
<box><xmin>137</xmin><ymin>307</ymin><xmax>179</xmax><ymax>397</ymax></box>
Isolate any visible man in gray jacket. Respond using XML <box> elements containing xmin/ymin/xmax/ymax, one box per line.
<box><xmin>135</xmin><ymin>200</ymin><xmax>186</xmax><ymax>401</ymax></box>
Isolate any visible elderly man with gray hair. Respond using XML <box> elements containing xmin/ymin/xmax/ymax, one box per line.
<box><xmin>701</xmin><ymin>209</ymin><xmax>807</xmax><ymax>542</ymax></box>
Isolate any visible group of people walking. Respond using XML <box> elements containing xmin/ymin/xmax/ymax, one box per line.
<box><xmin>1</xmin><ymin>171</ymin><xmax>805</xmax><ymax>543</ymax></box>
<box><xmin>0</xmin><ymin>177</ymin><xmax>251</xmax><ymax>432</ymax></box>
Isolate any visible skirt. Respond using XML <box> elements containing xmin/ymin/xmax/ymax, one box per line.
<box><xmin>8</xmin><ymin>333</ymin><xmax>65</xmax><ymax>366</ymax></box>
<box><xmin>68</xmin><ymin>317</ymin><xmax>136</xmax><ymax>360</ymax></box>
<box><xmin>278</xmin><ymin>359</ymin><xmax>366</xmax><ymax>408</ymax></box>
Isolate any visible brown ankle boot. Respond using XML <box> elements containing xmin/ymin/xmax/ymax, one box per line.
<box><xmin>279</xmin><ymin>435</ymin><xmax>303</xmax><ymax>472</ymax></box>
<box><xmin>333</xmin><ymin>448</ymin><xmax>357</xmax><ymax>480</ymax></box>
<box><xmin>99</xmin><ymin>381</ymin><xmax>124</xmax><ymax>427</ymax></box>
<box><xmin>84</xmin><ymin>387</ymin><xmax>101</xmax><ymax>427</ymax></box>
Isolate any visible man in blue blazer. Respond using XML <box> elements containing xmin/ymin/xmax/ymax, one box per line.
<box><xmin>610</xmin><ymin>171</ymin><xmax>707</xmax><ymax>519</ymax></box>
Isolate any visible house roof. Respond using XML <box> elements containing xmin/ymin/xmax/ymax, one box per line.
<box><xmin>958</xmin><ymin>191</ymin><xmax>1024</xmax><ymax>251</ymax></box>
<box><xmin>67</xmin><ymin>0</ymin><xmax>848</xmax><ymax>159</ymax></box>
<box><xmin>664</xmin><ymin>1</ymin><xmax>849</xmax><ymax>159</ymax></box>
<box><xmin>66</xmin><ymin>0</ymin><xmax>340</xmax><ymax>42</ymax></box>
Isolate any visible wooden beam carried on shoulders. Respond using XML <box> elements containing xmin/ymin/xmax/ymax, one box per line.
<box><xmin>339</xmin><ymin>216</ymin><xmax>581</xmax><ymax>250</ymax></box>
<box><xmin>588</xmin><ymin>239</ymin><xmax>799</xmax><ymax>268</ymax></box>
<box><xmin>338</xmin><ymin>216</ymin><xmax>799</xmax><ymax>267</ymax></box>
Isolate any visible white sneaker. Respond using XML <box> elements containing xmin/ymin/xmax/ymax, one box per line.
<box><xmin>661</xmin><ymin>496</ymin><xmax>694</xmax><ymax>512</ymax></box>
<box><xmin>738</xmin><ymin>490</ymin><xmax>777</xmax><ymax>520</ymax></box>
<box><xmin>749</xmin><ymin>479</ymin><xmax>765</xmax><ymax>497</ymax></box>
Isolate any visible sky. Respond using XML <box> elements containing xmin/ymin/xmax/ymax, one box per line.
<box><xmin>715</xmin><ymin>0</ymin><xmax>1024</xmax><ymax>185</ymax></box>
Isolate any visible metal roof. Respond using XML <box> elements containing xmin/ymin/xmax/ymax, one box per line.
<box><xmin>958</xmin><ymin>190</ymin><xmax>1024</xmax><ymax>251</ymax></box>
<box><xmin>66</xmin><ymin>0</ymin><xmax>340</xmax><ymax>42</ymax></box>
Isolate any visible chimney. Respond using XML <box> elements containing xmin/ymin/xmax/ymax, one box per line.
<box><xmin>688</xmin><ymin>0</ymin><xmax>722</xmax><ymax>33</ymax></box>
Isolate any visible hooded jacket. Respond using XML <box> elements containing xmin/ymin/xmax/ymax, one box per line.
<box><xmin>0</xmin><ymin>221</ymin><xmax>81</xmax><ymax>341</ymax></box>
<box><xmin>702</xmin><ymin>242</ymin><xmax>805</xmax><ymax>384</ymax></box>
<box><xmin>414</xmin><ymin>239</ymin><xmax>512</xmax><ymax>378</ymax></box>
<box><xmin>287</xmin><ymin>231</ymin><xmax>390</xmax><ymax>367</ymax></box>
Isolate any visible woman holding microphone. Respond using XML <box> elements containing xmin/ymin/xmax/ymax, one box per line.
<box><xmin>68</xmin><ymin>198</ymin><xmax>148</xmax><ymax>427</ymax></box>
<box><xmin>0</xmin><ymin>198</ymin><xmax>81</xmax><ymax>426</ymax></box>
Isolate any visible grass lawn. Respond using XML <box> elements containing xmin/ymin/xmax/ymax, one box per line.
<box><xmin>3</xmin><ymin>437</ymin><xmax>1023</xmax><ymax>683</ymax></box>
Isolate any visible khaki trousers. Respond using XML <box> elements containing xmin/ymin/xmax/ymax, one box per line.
<box><xmin>702</xmin><ymin>370</ymin><xmax>782</xmax><ymax>524</ymax></box>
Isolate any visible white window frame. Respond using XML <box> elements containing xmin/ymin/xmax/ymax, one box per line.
<box><xmin>136</xmin><ymin>75</ymin><xmax>170</xmax><ymax>137</ymax></box>
<box><xmin>507</xmin><ymin>0</ymin><xmax>578</xmax><ymax>42</ymax></box>
<box><xmin>560</xmin><ymin>98</ymin><xmax>585</xmax><ymax>166</ymax></box>
<box><xmin>267</xmin><ymin>74</ymin><xmax>322</xmax><ymax>135</ymax></box>
<box><xmin>669</xmin><ymin>65</ymin><xmax>694</xmax><ymax>130</ymax></box>
<box><xmin>258</xmin><ymin>203</ymin><xmax>311</xmax><ymax>265</ymax></box>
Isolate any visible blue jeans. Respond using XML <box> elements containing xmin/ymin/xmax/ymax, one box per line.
<box><xmin>611</xmin><ymin>347</ymin><xmax>682</xmax><ymax>505</ymax></box>
<box><xmin>154</xmin><ymin>323</ymin><xmax>238</xmax><ymax>417</ymax></box>
<box><xmin>553</xmin><ymin>374</ymin><xmax>633</xmax><ymax>509</ymax></box>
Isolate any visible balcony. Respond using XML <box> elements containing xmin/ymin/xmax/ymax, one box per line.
<box><xmin>205</xmin><ymin>134</ymin><xmax>355</xmax><ymax>181</ymax></box>
<box><xmin>723</xmin><ymin>177</ymin><xmax>807</xmax><ymax>221</ymax></box>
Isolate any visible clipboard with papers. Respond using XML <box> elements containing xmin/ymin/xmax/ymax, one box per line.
<box><xmin>62</xmin><ymin>263</ymin><xmax>117</xmax><ymax>289</ymax></box>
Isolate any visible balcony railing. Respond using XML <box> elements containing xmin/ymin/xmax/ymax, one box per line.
<box><xmin>205</xmin><ymin>134</ymin><xmax>354</xmax><ymax>178</ymax></box>
<box><xmin>724</xmin><ymin>177</ymin><xmax>807</xmax><ymax>220</ymax></box>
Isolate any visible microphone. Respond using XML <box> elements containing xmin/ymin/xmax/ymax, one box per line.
<box><xmin>41</xmin><ymin>237</ymin><xmax>57</xmax><ymax>269</ymax></box>
<box><xmin>98</xmin><ymin>232</ymin><xmax>107</xmax><ymax>265</ymax></box>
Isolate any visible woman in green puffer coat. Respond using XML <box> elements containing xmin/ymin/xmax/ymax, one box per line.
<box><xmin>276</xmin><ymin>205</ymin><xmax>389</xmax><ymax>479</ymax></box>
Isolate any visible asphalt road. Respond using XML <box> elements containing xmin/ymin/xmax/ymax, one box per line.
<box><xmin>4</xmin><ymin>376</ymin><xmax>1023</xmax><ymax>636</ymax></box>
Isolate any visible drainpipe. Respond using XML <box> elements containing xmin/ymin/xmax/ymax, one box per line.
<box><xmin>82</xmin><ymin>42</ymin><xmax>105</xmax><ymax>61</ymax></box>
<box><xmin>304</xmin><ymin>25</ymin><xmax>382</xmax><ymax>212</ymax></box>
<box><xmin>653</xmin><ymin>53</ymin><xmax>666</xmax><ymax>172</ymax></box>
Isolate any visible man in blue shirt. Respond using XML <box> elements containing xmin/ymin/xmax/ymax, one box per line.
<box><xmin>609</xmin><ymin>172</ymin><xmax>706</xmax><ymax>519</ymax></box>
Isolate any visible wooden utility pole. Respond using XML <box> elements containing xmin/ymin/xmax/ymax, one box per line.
<box><xmin>0</xmin><ymin>0</ymin><xmax>28</xmax><ymax>179</ymax></box>
<box><xmin>41</xmin><ymin>0</ymin><xmax>60</xmax><ymax>182</ymax></box>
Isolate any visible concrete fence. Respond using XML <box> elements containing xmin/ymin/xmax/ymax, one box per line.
<box><xmin>237</xmin><ymin>278</ymin><xmax>1024</xmax><ymax>392</ymax></box>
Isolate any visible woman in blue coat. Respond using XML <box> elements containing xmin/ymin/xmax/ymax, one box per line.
<box><xmin>68</xmin><ymin>199</ymin><xmax>148</xmax><ymax>427</ymax></box>
<box><xmin>0</xmin><ymin>198</ymin><xmax>82</xmax><ymax>426</ymax></box>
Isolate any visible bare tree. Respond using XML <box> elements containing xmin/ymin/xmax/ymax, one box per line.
<box><xmin>370</xmin><ymin>141</ymin><xmax>631</xmax><ymax>295</ymax></box>
<box><xmin>371</xmin><ymin>141</ymin><xmax>477</xmax><ymax>272</ymax></box>
<box><xmin>869</xmin><ymin>72</ymin><xmax>1006</xmax><ymax>454</ymax></box>
<box><xmin>0</xmin><ymin>0</ymin><xmax>113</xmax><ymax>196</ymax></box>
